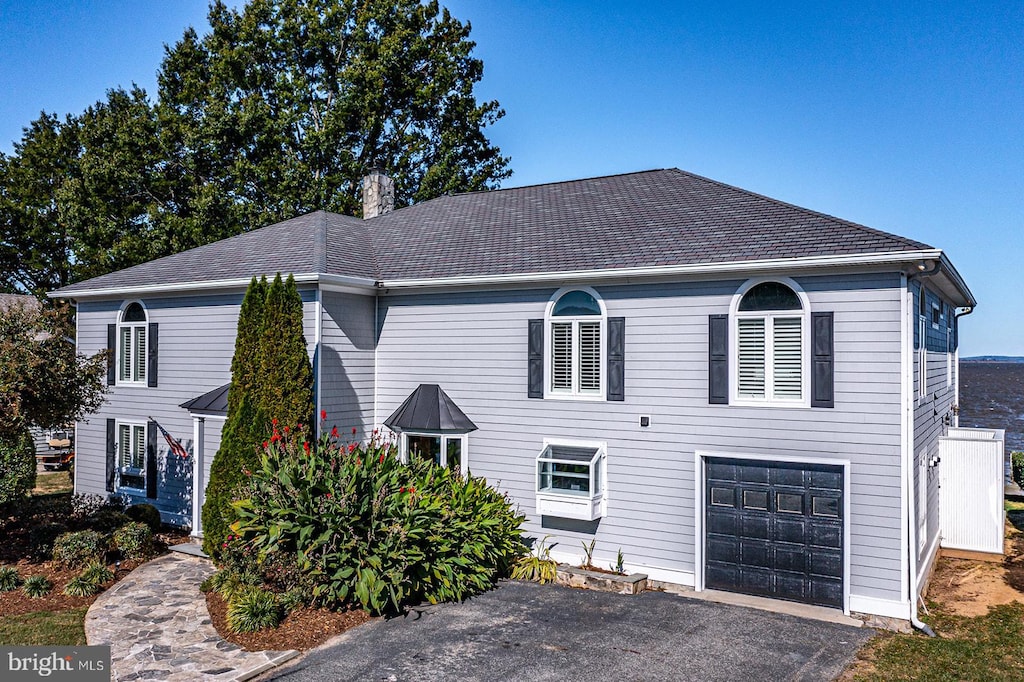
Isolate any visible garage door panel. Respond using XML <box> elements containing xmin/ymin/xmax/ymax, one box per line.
<box><xmin>740</xmin><ymin>516</ymin><xmax>769</xmax><ymax>540</ymax></box>
<box><xmin>705</xmin><ymin>457</ymin><xmax>844</xmax><ymax>609</ymax></box>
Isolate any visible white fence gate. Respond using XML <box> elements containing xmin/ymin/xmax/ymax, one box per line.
<box><xmin>939</xmin><ymin>427</ymin><xmax>1005</xmax><ymax>555</ymax></box>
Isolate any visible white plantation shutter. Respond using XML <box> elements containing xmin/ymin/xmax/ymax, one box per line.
<box><xmin>772</xmin><ymin>317</ymin><xmax>802</xmax><ymax>399</ymax></box>
<box><xmin>119</xmin><ymin>424</ymin><xmax>131</xmax><ymax>468</ymax></box>
<box><xmin>578</xmin><ymin>322</ymin><xmax>601</xmax><ymax>393</ymax></box>
<box><xmin>737</xmin><ymin>318</ymin><xmax>766</xmax><ymax>398</ymax></box>
<box><xmin>134</xmin><ymin>327</ymin><xmax>147</xmax><ymax>383</ymax></box>
<box><xmin>120</xmin><ymin>327</ymin><xmax>132</xmax><ymax>381</ymax></box>
<box><xmin>551</xmin><ymin>322</ymin><xmax>572</xmax><ymax>391</ymax></box>
<box><xmin>133</xmin><ymin>425</ymin><xmax>145</xmax><ymax>469</ymax></box>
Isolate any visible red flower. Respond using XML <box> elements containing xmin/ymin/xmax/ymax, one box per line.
<box><xmin>325</xmin><ymin>492</ymin><xmax>332</xmax><ymax>499</ymax></box>
<box><xmin>272</xmin><ymin>418</ymin><xmax>278</xmax><ymax>426</ymax></box>
<box><xmin>356</xmin><ymin>457</ymin><xmax>361</xmax><ymax>465</ymax></box>
<box><xmin>321</xmin><ymin>409</ymin><xmax>327</xmax><ymax>421</ymax></box>
<box><xmin>271</xmin><ymin>433</ymin><xmax>281</xmax><ymax>443</ymax></box>
<box><xmin>348</xmin><ymin>443</ymin><xmax>356</xmax><ymax>454</ymax></box>
<box><xmin>331</xmin><ymin>426</ymin><xmax>339</xmax><ymax>438</ymax></box>
<box><xmin>379</xmin><ymin>453</ymin><xmax>385</xmax><ymax>464</ymax></box>
<box><xmin>400</xmin><ymin>486</ymin><xmax>405</xmax><ymax>493</ymax></box>
<box><xmin>352</xmin><ymin>427</ymin><xmax>357</xmax><ymax>435</ymax></box>
<box><xmin>284</xmin><ymin>425</ymin><xmax>290</xmax><ymax>434</ymax></box>
<box><xmin>262</xmin><ymin>441</ymin><xmax>268</xmax><ymax>448</ymax></box>
<box><xmin>303</xmin><ymin>441</ymin><xmax>310</xmax><ymax>454</ymax></box>
<box><xmin>297</xmin><ymin>423</ymin><xmax>303</xmax><ymax>430</ymax></box>
<box><xmin>409</xmin><ymin>487</ymin><xmax>415</xmax><ymax>494</ymax></box>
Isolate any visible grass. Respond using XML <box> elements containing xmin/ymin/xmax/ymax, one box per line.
<box><xmin>850</xmin><ymin>603</ymin><xmax>1024</xmax><ymax>681</ymax></box>
<box><xmin>0</xmin><ymin>607</ymin><xmax>88</xmax><ymax>645</ymax></box>
<box><xmin>32</xmin><ymin>471</ymin><xmax>73</xmax><ymax>496</ymax></box>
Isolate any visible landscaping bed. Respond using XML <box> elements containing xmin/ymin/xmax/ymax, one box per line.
<box><xmin>0</xmin><ymin>473</ymin><xmax>189</xmax><ymax>646</ymax></box>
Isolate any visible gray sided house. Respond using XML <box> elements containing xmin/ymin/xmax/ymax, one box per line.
<box><xmin>52</xmin><ymin>168</ymin><xmax>977</xmax><ymax>627</ymax></box>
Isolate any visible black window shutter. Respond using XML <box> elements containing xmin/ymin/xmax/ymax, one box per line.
<box><xmin>147</xmin><ymin>323</ymin><xmax>159</xmax><ymax>388</ymax></box>
<box><xmin>811</xmin><ymin>311</ymin><xmax>835</xmax><ymax>408</ymax></box>
<box><xmin>607</xmin><ymin>317</ymin><xmax>625</xmax><ymax>401</ymax></box>
<box><xmin>528</xmin><ymin>319</ymin><xmax>544</xmax><ymax>399</ymax></box>
<box><xmin>105</xmin><ymin>418</ymin><xmax>116</xmax><ymax>492</ymax></box>
<box><xmin>912</xmin><ymin>288</ymin><xmax>920</xmax><ymax>350</ymax></box>
<box><xmin>106</xmin><ymin>324</ymin><xmax>117</xmax><ymax>385</ymax></box>
<box><xmin>146</xmin><ymin>421</ymin><xmax>158</xmax><ymax>499</ymax></box>
<box><xmin>708</xmin><ymin>314</ymin><xmax>728</xmax><ymax>404</ymax></box>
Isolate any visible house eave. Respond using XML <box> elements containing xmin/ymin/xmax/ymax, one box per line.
<box><xmin>48</xmin><ymin>273</ymin><xmax>378</xmax><ymax>300</ymax></box>
<box><xmin>381</xmin><ymin>249</ymin><xmax>952</xmax><ymax>290</ymax></box>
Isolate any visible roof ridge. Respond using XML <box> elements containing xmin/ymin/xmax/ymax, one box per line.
<box><xmin>313</xmin><ymin>211</ymin><xmax>328</xmax><ymax>273</ymax></box>
<box><xmin>446</xmin><ymin>168</ymin><xmax>673</xmax><ymax>198</ymax></box>
<box><xmin>667</xmin><ymin>168</ymin><xmax>930</xmax><ymax>249</ymax></box>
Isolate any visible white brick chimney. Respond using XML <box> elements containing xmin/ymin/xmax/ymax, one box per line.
<box><xmin>362</xmin><ymin>169</ymin><xmax>395</xmax><ymax>219</ymax></box>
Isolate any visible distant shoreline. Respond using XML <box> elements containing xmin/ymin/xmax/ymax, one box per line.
<box><xmin>962</xmin><ymin>357</ymin><xmax>1024</xmax><ymax>363</ymax></box>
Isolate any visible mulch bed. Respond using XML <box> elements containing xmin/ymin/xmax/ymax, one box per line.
<box><xmin>0</xmin><ymin>528</ymin><xmax>191</xmax><ymax>617</ymax></box>
<box><xmin>205</xmin><ymin>590</ymin><xmax>372</xmax><ymax>651</ymax></box>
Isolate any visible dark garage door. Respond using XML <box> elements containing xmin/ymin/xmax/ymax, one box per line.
<box><xmin>705</xmin><ymin>457</ymin><xmax>844</xmax><ymax>608</ymax></box>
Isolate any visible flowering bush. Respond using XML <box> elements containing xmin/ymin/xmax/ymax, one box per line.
<box><xmin>231</xmin><ymin>420</ymin><xmax>525</xmax><ymax>616</ymax></box>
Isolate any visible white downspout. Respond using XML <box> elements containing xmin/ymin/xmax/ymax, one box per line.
<box><xmin>191</xmin><ymin>416</ymin><xmax>205</xmax><ymax>539</ymax></box>
<box><xmin>904</xmin><ymin>277</ymin><xmax>936</xmax><ymax>637</ymax></box>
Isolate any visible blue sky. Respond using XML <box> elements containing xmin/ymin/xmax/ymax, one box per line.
<box><xmin>1</xmin><ymin>1</ymin><xmax>1021</xmax><ymax>356</ymax></box>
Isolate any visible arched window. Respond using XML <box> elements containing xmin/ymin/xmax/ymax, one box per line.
<box><xmin>546</xmin><ymin>288</ymin><xmax>605</xmax><ymax>398</ymax></box>
<box><xmin>733</xmin><ymin>280</ymin><xmax>807</xmax><ymax>403</ymax></box>
<box><xmin>118</xmin><ymin>302</ymin><xmax>148</xmax><ymax>384</ymax></box>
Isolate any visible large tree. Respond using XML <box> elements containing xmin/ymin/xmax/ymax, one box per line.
<box><xmin>1</xmin><ymin>0</ymin><xmax>510</xmax><ymax>298</ymax></box>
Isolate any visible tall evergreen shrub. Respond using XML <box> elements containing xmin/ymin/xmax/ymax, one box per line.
<box><xmin>202</xmin><ymin>274</ymin><xmax>315</xmax><ymax>558</ymax></box>
<box><xmin>0</xmin><ymin>427</ymin><xmax>36</xmax><ymax>511</ymax></box>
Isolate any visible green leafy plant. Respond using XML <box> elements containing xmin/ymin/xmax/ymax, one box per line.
<box><xmin>581</xmin><ymin>538</ymin><xmax>597</xmax><ymax>569</ymax></box>
<box><xmin>112</xmin><ymin>522</ymin><xmax>152</xmax><ymax>560</ymax></box>
<box><xmin>23</xmin><ymin>575</ymin><xmax>53</xmax><ymax>598</ymax></box>
<box><xmin>124</xmin><ymin>504</ymin><xmax>162</xmax><ymax>532</ymax></box>
<box><xmin>52</xmin><ymin>530</ymin><xmax>106</xmax><ymax>569</ymax></box>
<box><xmin>28</xmin><ymin>522</ymin><xmax>67</xmax><ymax>562</ymax></box>
<box><xmin>0</xmin><ymin>566</ymin><xmax>22</xmax><ymax>591</ymax></box>
<box><xmin>63</xmin><ymin>575</ymin><xmax>101</xmax><ymax>597</ymax></box>
<box><xmin>226</xmin><ymin>587</ymin><xmax>282</xmax><ymax>633</ymax></box>
<box><xmin>512</xmin><ymin>535</ymin><xmax>559</xmax><ymax>584</ymax></box>
<box><xmin>612</xmin><ymin>548</ymin><xmax>626</xmax><ymax>575</ymax></box>
<box><xmin>0</xmin><ymin>427</ymin><xmax>36</xmax><ymax>511</ymax></box>
<box><xmin>80</xmin><ymin>561</ymin><xmax>114</xmax><ymax>585</ymax></box>
<box><xmin>1012</xmin><ymin>452</ymin><xmax>1024</xmax><ymax>489</ymax></box>
<box><xmin>231</xmin><ymin>425</ymin><xmax>525</xmax><ymax>616</ymax></box>
<box><xmin>88</xmin><ymin>509</ymin><xmax>131</xmax><ymax>534</ymax></box>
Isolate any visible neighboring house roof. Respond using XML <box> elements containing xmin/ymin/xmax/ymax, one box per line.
<box><xmin>180</xmin><ymin>383</ymin><xmax>230</xmax><ymax>417</ymax></box>
<box><xmin>0</xmin><ymin>293</ymin><xmax>41</xmax><ymax>311</ymax></box>
<box><xmin>50</xmin><ymin>168</ymin><xmax>973</xmax><ymax>304</ymax></box>
<box><xmin>384</xmin><ymin>384</ymin><xmax>478</xmax><ymax>433</ymax></box>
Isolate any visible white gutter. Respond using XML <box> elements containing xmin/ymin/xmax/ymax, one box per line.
<box><xmin>48</xmin><ymin>272</ymin><xmax>377</xmax><ymax>300</ymax></box>
<box><xmin>381</xmin><ymin>249</ymin><xmax>947</xmax><ymax>289</ymax></box>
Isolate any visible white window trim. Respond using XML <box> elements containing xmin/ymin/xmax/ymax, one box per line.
<box><xmin>535</xmin><ymin>438</ymin><xmax>607</xmax><ymax>521</ymax></box>
<box><xmin>398</xmin><ymin>431</ymin><xmax>469</xmax><ymax>477</ymax></box>
<box><xmin>117</xmin><ymin>300</ymin><xmax>148</xmax><ymax>386</ymax></box>
<box><xmin>728</xmin><ymin>277</ymin><xmax>811</xmax><ymax>408</ymax></box>
<box><xmin>115</xmin><ymin>419</ymin><xmax>147</xmax><ymax>493</ymax></box>
<box><xmin>543</xmin><ymin>286</ymin><xmax>607</xmax><ymax>401</ymax></box>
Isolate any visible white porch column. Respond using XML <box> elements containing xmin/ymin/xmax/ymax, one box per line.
<box><xmin>191</xmin><ymin>416</ymin><xmax>205</xmax><ymax>538</ymax></box>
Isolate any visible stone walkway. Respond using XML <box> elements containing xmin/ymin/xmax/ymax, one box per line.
<box><xmin>85</xmin><ymin>553</ymin><xmax>298</xmax><ymax>681</ymax></box>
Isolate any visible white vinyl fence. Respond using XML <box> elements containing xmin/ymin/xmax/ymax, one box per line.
<box><xmin>939</xmin><ymin>427</ymin><xmax>1005</xmax><ymax>555</ymax></box>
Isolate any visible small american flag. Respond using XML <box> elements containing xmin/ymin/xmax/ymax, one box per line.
<box><xmin>151</xmin><ymin>418</ymin><xmax>189</xmax><ymax>459</ymax></box>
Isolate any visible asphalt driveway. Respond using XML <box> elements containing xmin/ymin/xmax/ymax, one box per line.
<box><xmin>264</xmin><ymin>581</ymin><xmax>874</xmax><ymax>682</ymax></box>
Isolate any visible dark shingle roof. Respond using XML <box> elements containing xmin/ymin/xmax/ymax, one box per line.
<box><xmin>52</xmin><ymin>169</ymin><xmax>932</xmax><ymax>295</ymax></box>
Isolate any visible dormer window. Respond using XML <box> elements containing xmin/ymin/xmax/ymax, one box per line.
<box><xmin>118</xmin><ymin>302</ymin><xmax>148</xmax><ymax>384</ymax></box>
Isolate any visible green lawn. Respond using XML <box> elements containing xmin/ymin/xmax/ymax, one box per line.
<box><xmin>0</xmin><ymin>608</ymin><xmax>88</xmax><ymax>646</ymax></box>
<box><xmin>32</xmin><ymin>471</ymin><xmax>73</xmax><ymax>496</ymax></box>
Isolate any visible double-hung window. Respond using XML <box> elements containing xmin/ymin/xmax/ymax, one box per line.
<box><xmin>118</xmin><ymin>302</ymin><xmax>148</xmax><ymax>384</ymax></box>
<box><xmin>546</xmin><ymin>288</ymin><xmax>605</xmax><ymax>399</ymax></box>
<box><xmin>732</xmin><ymin>280</ymin><xmax>808</xmax><ymax>405</ymax></box>
<box><xmin>535</xmin><ymin>440</ymin><xmax>607</xmax><ymax>520</ymax></box>
<box><xmin>118</xmin><ymin>422</ymin><xmax>146</xmax><ymax>490</ymax></box>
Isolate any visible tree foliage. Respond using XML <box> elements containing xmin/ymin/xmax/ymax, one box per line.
<box><xmin>0</xmin><ymin>301</ymin><xmax>107</xmax><ymax>439</ymax></box>
<box><xmin>203</xmin><ymin>274</ymin><xmax>314</xmax><ymax>557</ymax></box>
<box><xmin>1</xmin><ymin>0</ymin><xmax>510</xmax><ymax>297</ymax></box>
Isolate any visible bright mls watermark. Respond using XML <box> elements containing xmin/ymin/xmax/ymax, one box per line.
<box><xmin>1</xmin><ymin>647</ymin><xmax>110</xmax><ymax>681</ymax></box>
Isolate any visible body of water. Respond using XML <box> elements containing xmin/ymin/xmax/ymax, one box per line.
<box><xmin>958</xmin><ymin>361</ymin><xmax>1024</xmax><ymax>483</ymax></box>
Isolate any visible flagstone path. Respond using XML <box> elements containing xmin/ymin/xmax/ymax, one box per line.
<box><xmin>85</xmin><ymin>552</ymin><xmax>298</xmax><ymax>681</ymax></box>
